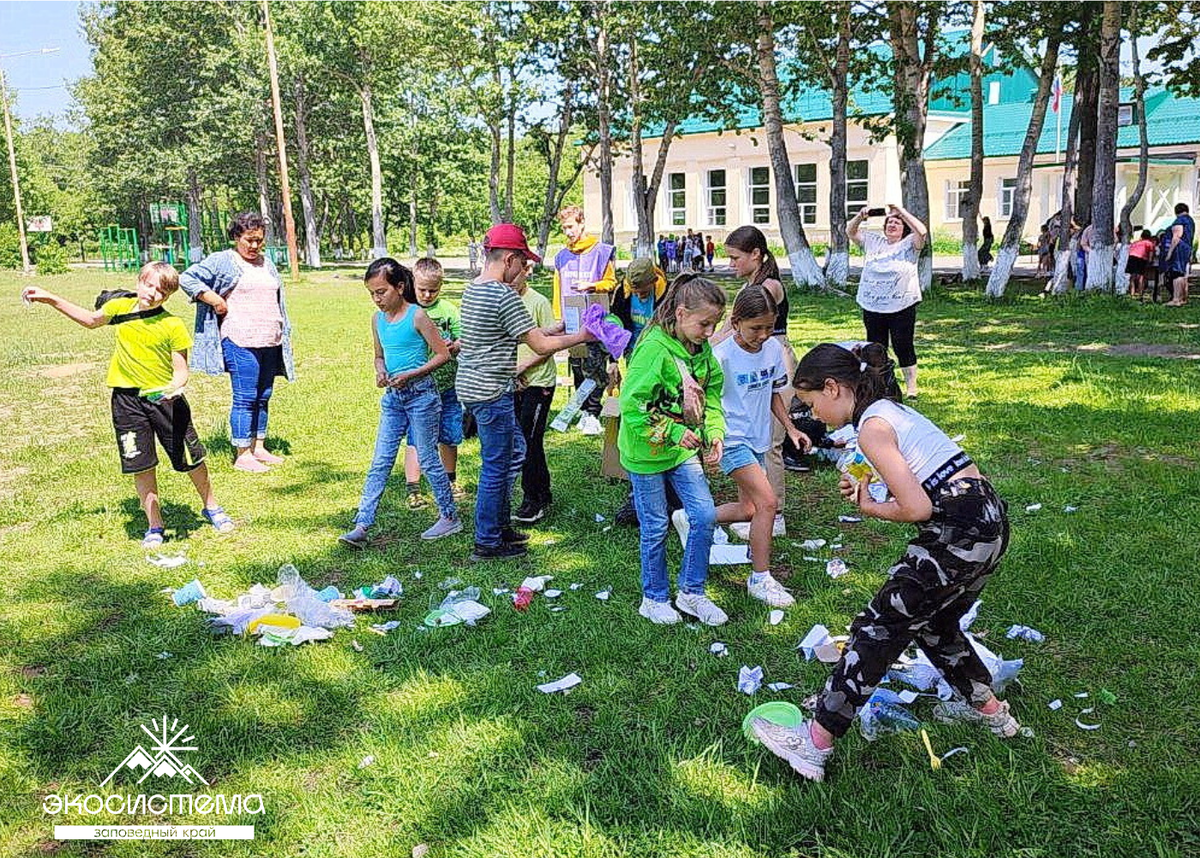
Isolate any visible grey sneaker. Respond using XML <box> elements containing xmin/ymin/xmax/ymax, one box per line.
<box><xmin>638</xmin><ymin>597</ymin><xmax>682</xmax><ymax>625</ymax></box>
<box><xmin>421</xmin><ymin>516</ymin><xmax>463</xmax><ymax>540</ymax></box>
<box><xmin>675</xmin><ymin>591</ymin><xmax>728</xmax><ymax>626</ymax></box>
<box><xmin>933</xmin><ymin>699</ymin><xmax>1020</xmax><ymax>738</ymax></box>
<box><xmin>751</xmin><ymin>719</ymin><xmax>832</xmax><ymax>782</ymax></box>
<box><xmin>747</xmin><ymin>572</ymin><xmax>795</xmax><ymax>607</ymax></box>
<box><xmin>338</xmin><ymin>525</ymin><xmax>369</xmax><ymax>549</ymax></box>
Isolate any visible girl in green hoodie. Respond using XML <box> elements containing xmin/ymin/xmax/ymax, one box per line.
<box><xmin>619</xmin><ymin>275</ymin><xmax>729</xmax><ymax>627</ymax></box>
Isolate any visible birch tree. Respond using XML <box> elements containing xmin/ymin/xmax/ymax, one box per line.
<box><xmin>960</xmin><ymin>0</ymin><xmax>985</xmax><ymax>281</ymax></box>
<box><xmin>1085</xmin><ymin>0</ymin><xmax>1121</xmax><ymax>292</ymax></box>
<box><xmin>1115</xmin><ymin>3</ymin><xmax>1150</xmax><ymax>295</ymax></box>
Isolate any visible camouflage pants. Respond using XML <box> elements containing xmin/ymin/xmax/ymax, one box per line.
<box><xmin>816</xmin><ymin>478</ymin><xmax>1010</xmax><ymax>738</ymax></box>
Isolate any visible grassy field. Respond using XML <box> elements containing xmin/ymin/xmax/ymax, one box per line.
<box><xmin>1</xmin><ymin>266</ymin><xmax>1198</xmax><ymax>857</ymax></box>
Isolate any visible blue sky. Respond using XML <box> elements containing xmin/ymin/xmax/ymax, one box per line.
<box><xmin>0</xmin><ymin>1</ymin><xmax>91</xmax><ymax>123</ymax></box>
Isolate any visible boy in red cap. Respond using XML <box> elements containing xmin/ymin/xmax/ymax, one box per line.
<box><xmin>457</xmin><ymin>223</ymin><xmax>596</xmax><ymax>560</ymax></box>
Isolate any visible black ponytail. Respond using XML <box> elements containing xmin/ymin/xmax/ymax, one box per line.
<box><xmin>794</xmin><ymin>342</ymin><xmax>902</xmax><ymax>426</ymax></box>
<box><xmin>365</xmin><ymin>257</ymin><xmax>417</xmax><ymax>304</ymax></box>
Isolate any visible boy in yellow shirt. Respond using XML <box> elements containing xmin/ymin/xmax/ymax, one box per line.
<box><xmin>24</xmin><ymin>262</ymin><xmax>235</xmax><ymax>548</ymax></box>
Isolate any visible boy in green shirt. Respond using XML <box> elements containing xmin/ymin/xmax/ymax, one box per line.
<box><xmin>512</xmin><ymin>264</ymin><xmax>558</xmax><ymax>523</ymax></box>
<box><xmin>23</xmin><ymin>262</ymin><xmax>235</xmax><ymax>549</ymax></box>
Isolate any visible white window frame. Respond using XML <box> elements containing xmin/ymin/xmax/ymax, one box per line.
<box><xmin>998</xmin><ymin>177</ymin><xmax>1018</xmax><ymax>218</ymax></box>
<box><xmin>748</xmin><ymin>166</ymin><xmax>771</xmax><ymax>224</ymax></box>
<box><xmin>794</xmin><ymin>163</ymin><xmax>818</xmax><ymax>226</ymax></box>
<box><xmin>666</xmin><ymin>172</ymin><xmax>686</xmax><ymax>228</ymax></box>
<box><xmin>845</xmin><ymin>159</ymin><xmax>869</xmax><ymax>221</ymax></box>
<box><xmin>705</xmin><ymin>169</ymin><xmax>727</xmax><ymax>227</ymax></box>
<box><xmin>1117</xmin><ymin>103</ymin><xmax>1135</xmax><ymax>127</ymax></box>
<box><xmin>945</xmin><ymin>179</ymin><xmax>971</xmax><ymax>221</ymax></box>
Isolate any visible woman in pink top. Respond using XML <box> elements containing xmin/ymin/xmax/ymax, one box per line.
<box><xmin>179</xmin><ymin>212</ymin><xmax>295</xmax><ymax>473</ymax></box>
<box><xmin>1126</xmin><ymin>229</ymin><xmax>1156</xmax><ymax>300</ymax></box>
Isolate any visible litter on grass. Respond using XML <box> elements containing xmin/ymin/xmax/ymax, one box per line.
<box><xmin>767</xmin><ymin>682</ymin><xmax>794</xmax><ymax>692</ymax></box>
<box><xmin>738</xmin><ymin>665</ymin><xmax>764</xmax><ymax>695</ymax></box>
<box><xmin>358</xmin><ymin>755</ymin><xmax>374</xmax><ymax>769</ymax></box>
<box><xmin>595</xmin><ymin>589</ymin><xmax>611</xmax><ymax>601</ymax></box>
<box><xmin>1006</xmin><ymin>624</ymin><xmax>1045</xmax><ymax>642</ymax></box>
<box><xmin>369</xmin><ymin>621</ymin><xmax>402</xmax><ymax>635</ymax></box>
<box><xmin>710</xmin><ymin>642</ymin><xmax>727</xmax><ymax>657</ymax></box>
<box><xmin>826</xmin><ymin>559</ymin><xmax>849</xmax><ymax>579</ymax></box>
<box><xmin>544</xmin><ymin>589</ymin><xmax>563</xmax><ymax>598</ymax></box>
<box><xmin>149</xmin><ymin>553</ymin><xmax>189</xmax><ymax>569</ymax></box>
<box><xmin>595</xmin><ymin>513</ymin><xmax>606</xmax><ymax>523</ymax></box>
<box><xmin>569</xmin><ymin>583</ymin><xmax>584</xmax><ymax>590</ymax></box>
<box><xmin>1025</xmin><ymin>503</ymin><xmax>1042</xmax><ymax>513</ymax></box>
<box><xmin>838</xmin><ymin>515</ymin><xmax>863</xmax><ymax>524</ymax></box>
<box><xmin>1048</xmin><ymin>699</ymin><xmax>1064</xmax><ymax>710</ymax></box>
<box><xmin>520</xmin><ymin>575</ymin><xmax>553</xmax><ymax>592</ymax></box>
<box><xmin>548</xmin><ymin>605</ymin><xmax>567</xmax><ymax>613</ymax></box>
<box><xmin>768</xmin><ymin>610</ymin><xmax>785</xmax><ymax>626</ymax></box>
<box><xmin>799</xmin><ymin>539</ymin><xmax>827</xmax><ymax>551</ymax></box>
<box><xmin>1064</xmin><ymin>505</ymin><xmax>1078</xmax><ymax>513</ymax></box>
<box><xmin>171</xmin><ymin>579</ymin><xmax>206</xmax><ymax>606</ymax></box>
<box><xmin>438</xmin><ymin>577</ymin><xmax>462</xmax><ymax>590</ymax></box>
<box><xmin>537</xmin><ymin>672</ymin><xmax>582</xmax><ymax>694</ymax></box>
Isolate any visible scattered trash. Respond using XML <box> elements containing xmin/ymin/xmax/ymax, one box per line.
<box><xmin>799</xmin><ymin>538</ymin><xmax>827</xmax><ymax>551</ymax></box>
<box><xmin>537</xmin><ymin>672</ymin><xmax>582</xmax><ymax>694</ymax></box>
<box><xmin>709</xmin><ymin>544</ymin><xmax>752</xmax><ymax>565</ymax></box>
<box><xmin>155</xmin><ymin>651</ymin><xmax>172</xmax><ymax>660</ymax></box>
<box><xmin>260</xmin><ymin>626</ymin><xmax>334</xmax><ymax>647</ymax></box>
<box><xmin>520</xmin><ymin>575</ymin><xmax>553</xmax><ymax>592</ymax></box>
<box><xmin>1006</xmin><ymin>624</ymin><xmax>1045</xmax><ymax>643</ymax></box>
<box><xmin>548</xmin><ymin>605</ymin><xmax>567</xmax><ymax>613</ymax></box>
<box><xmin>124</xmin><ymin>673</ymin><xmax>137</xmax><ymax>685</ymax></box>
<box><xmin>742</xmin><ymin>701</ymin><xmax>803</xmax><ymax>742</ymax></box>
<box><xmin>569</xmin><ymin>583</ymin><xmax>583</xmax><ymax>590</ymax></box>
<box><xmin>171</xmin><ymin>579</ymin><xmax>206</xmax><ymax>606</ymax></box>
<box><xmin>949</xmin><ymin>433</ymin><xmax>965</xmax><ymax>443</ymax></box>
<box><xmin>358</xmin><ymin>755</ymin><xmax>375</xmax><ymax>769</ymax></box>
<box><xmin>148</xmin><ymin>554</ymin><xmax>188</xmax><ymax>569</ymax></box>
<box><xmin>859</xmin><ymin>688</ymin><xmax>921</xmax><ymax>741</ymax></box>
<box><xmin>958</xmin><ymin>601</ymin><xmax>981</xmax><ymax>631</ymax></box>
<box><xmin>412</xmin><ymin>571</ymin><xmax>423</xmax><ymax>580</ymax></box>
<box><xmin>366</xmin><ymin>576</ymin><xmax>403</xmax><ymax>598</ymax></box>
<box><xmin>767</xmin><ymin>682</ymin><xmax>794</xmax><ymax>692</ymax></box>
<box><xmin>1048</xmin><ymin>699</ymin><xmax>1063</xmax><ymax>710</ymax></box>
<box><xmin>1025</xmin><ymin>503</ymin><xmax>1042</xmax><ymax>513</ymax></box>
<box><xmin>351</xmin><ymin>640</ymin><xmax>363</xmax><ymax>652</ymax></box>
<box><xmin>544</xmin><ymin>589</ymin><xmax>563</xmax><ymax>598</ymax></box>
<box><xmin>492</xmin><ymin>587</ymin><xmax>510</xmax><ymax>596</ymax></box>
<box><xmin>1098</xmin><ymin>689</ymin><xmax>1117</xmax><ymax>705</ymax></box>
<box><xmin>369</xmin><ymin>621</ymin><xmax>402</xmax><ymax>635</ymax></box>
<box><xmin>709</xmin><ymin>642</ymin><xmax>727</xmax><ymax>657</ymax></box>
<box><xmin>1064</xmin><ymin>505</ymin><xmax>1078</xmax><ymax>513</ymax></box>
<box><xmin>1074</xmin><ymin>691</ymin><xmax>1089</xmax><ymax>699</ymax></box>
<box><xmin>247</xmin><ymin>614</ymin><xmax>300</xmax><ymax>635</ymax></box>
<box><xmin>920</xmin><ymin>728</ymin><xmax>968</xmax><ymax>769</ymax></box>
<box><xmin>437</xmin><ymin>577</ymin><xmax>462</xmax><ymax>590</ymax></box>
<box><xmin>412</xmin><ymin>846</ymin><xmax>429</xmax><ymax>858</ymax></box>
<box><xmin>209</xmin><ymin>606</ymin><xmax>275</xmax><ymax>635</ymax></box>
<box><xmin>798</xmin><ymin>624</ymin><xmax>831</xmax><ymax>660</ymax></box>
<box><xmin>738</xmin><ymin>665</ymin><xmax>764</xmax><ymax>695</ymax></box>
<box><xmin>595</xmin><ymin>589</ymin><xmax>611</xmax><ymax>601</ymax></box>
<box><xmin>825</xmin><ymin>559</ymin><xmax>848</xmax><ymax>579</ymax></box>
<box><xmin>512</xmin><ymin>587</ymin><xmax>534</xmax><ymax>611</ymax></box>
<box><xmin>332</xmin><ymin>598</ymin><xmax>398</xmax><ymax>611</ymax></box>
<box><xmin>838</xmin><ymin>515</ymin><xmax>863</xmax><ymax>524</ymax></box>
<box><xmin>594</xmin><ymin>513</ymin><xmax>606</xmax><ymax>523</ymax></box>
<box><xmin>1075</xmin><ymin>716</ymin><xmax>1101</xmax><ymax>731</ymax></box>
<box><xmin>1019</xmin><ymin>726</ymin><xmax>1035</xmax><ymax>738</ymax></box>
<box><xmin>315</xmin><ymin>585</ymin><xmax>340</xmax><ymax>602</ymax></box>
<box><xmin>425</xmin><ymin>589</ymin><xmax>491</xmax><ymax>627</ymax></box>
<box><xmin>768</xmin><ymin>610</ymin><xmax>784</xmax><ymax>626</ymax></box>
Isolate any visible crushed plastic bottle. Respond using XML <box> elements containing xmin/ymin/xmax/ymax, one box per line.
<box><xmin>512</xmin><ymin>586</ymin><xmax>534</xmax><ymax>611</ymax></box>
<box><xmin>858</xmin><ymin>688</ymin><xmax>921</xmax><ymax>741</ymax></box>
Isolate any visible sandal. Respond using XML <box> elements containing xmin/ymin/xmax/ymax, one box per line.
<box><xmin>203</xmin><ymin>507</ymin><xmax>236</xmax><ymax>534</ymax></box>
<box><xmin>142</xmin><ymin>527</ymin><xmax>165</xmax><ymax>549</ymax></box>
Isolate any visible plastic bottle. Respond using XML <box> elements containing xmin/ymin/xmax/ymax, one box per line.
<box><xmin>287</xmin><ymin>594</ymin><xmax>355</xmax><ymax>629</ymax></box>
<box><xmin>550</xmin><ymin>379</ymin><xmax>597</xmax><ymax>432</ymax></box>
<box><xmin>837</xmin><ymin>447</ymin><xmax>874</xmax><ymax>485</ymax></box>
<box><xmin>858</xmin><ymin>688</ymin><xmax>921</xmax><ymax>741</ymax></box>
<box><xmin>512</xmin><ymin>587</ymin><xmax>534</xmax><ymax>611</ymax></box>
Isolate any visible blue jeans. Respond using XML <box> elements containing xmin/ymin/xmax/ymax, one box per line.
<box><xmin>629</xmin><ymin>456</ymin><xmax>715</xmax><ymax>602</ymax></box>
<box><xmin>406</xmin><ymin>387</ymin><xmax>464</xmax><ymax>447</ymax></box>
<box><xmin>221</xmin><ymin>339</ymin><xmax>282</xmax><ymax>447</ymax></box>
<box><xmin>467</xmin><ymin>391</ymin><xmax>526</xmax><ymax>547</ymax></box>
<box><xmin>1075</xmin><ymin>248</ymin><xmax>1087</xmax><ymax>290</ymax></box>
<box><xmin>355</xmin><ymin>377</ymin><xmax>456</xmax><ymax>526</ymax></box>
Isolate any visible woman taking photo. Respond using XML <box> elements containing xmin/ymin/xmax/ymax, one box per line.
<box><xmin>847</xmin><ymin>204</ymin><xmax>926</xmax><ymax>399</ymax></box>
<box><xmin>180</xmin><ymin>212</ymin><xmax>296</xmax><ymax>472</ymax></box>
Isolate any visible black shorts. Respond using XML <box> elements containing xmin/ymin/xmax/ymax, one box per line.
<box><xmin>111</xmin><ymin>388</ymin><xmax>206</xmax><ymax>475</ymax></box>
<box><xmin>1125</xmin><ymin>256</ymin><xmax>1146</xmax><ymax>276</ymax></box>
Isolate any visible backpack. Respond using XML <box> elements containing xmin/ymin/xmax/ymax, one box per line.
<box><xmin>94</xmin><ymin>289</ymin><xmax>165</xmax><ymax>325</ymax></box>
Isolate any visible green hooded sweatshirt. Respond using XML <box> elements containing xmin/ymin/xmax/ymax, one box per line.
<box><xmin>618</xmin><ymin>325</ymin><xmax>725</xmax><ymax>474</ymax></box>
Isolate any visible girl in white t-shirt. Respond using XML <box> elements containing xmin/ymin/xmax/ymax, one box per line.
<box><xmin>848</xmin><ymin>205</ymin><xmax>927</xmax><ymax>398</ymax></box>
<box><xmin>712</xmin><ymin>286</ymin><xmax>811</xmax><ymax>608</ymax></box>
<box><xmin>749</xmin><ymin>342</ymin><xmax>1018</xmax><ymax>783</ymax></box>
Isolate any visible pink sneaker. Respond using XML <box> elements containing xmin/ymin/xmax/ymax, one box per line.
<box><xmin>234</xmin><ymin>453</ymin><xmax>270</xmax><ymax>473</ymax></box>
<box><xmin>253</xmin><ymin>448</ymin><xmax>285</xmax><ymax>465</ymax></box>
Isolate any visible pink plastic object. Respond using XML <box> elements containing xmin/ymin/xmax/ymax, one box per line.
<box><xmin>582</xmin><ymin>303</ymin><xmax>632</xmax><ymax>360</ymax></box>
<box><xmin>512</xmin><ymin>587</ymin><xmax>534</xmax><ymax>611</ymax></box>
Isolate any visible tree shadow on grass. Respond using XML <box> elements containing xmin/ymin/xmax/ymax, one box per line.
<box><xmin>203</xmin><ymin>432</ymin><xmax>294</xmax><ymax>461</ymax></box>
<box><xmin>117</xmin><ymin>497</ymin><xmax>207</xmax><ymax>541</ymax></box>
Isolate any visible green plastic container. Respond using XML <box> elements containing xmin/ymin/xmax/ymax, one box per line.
<box><xmin>742</xmin><ymin>701</ymin><xmax>804</xmax><ymax>743</ymax></box>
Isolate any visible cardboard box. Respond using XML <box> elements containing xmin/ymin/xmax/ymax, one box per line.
<box><xmin>562</xmin><ymin>292</ymin><xmax>611</xmax><ymax>358</ymax></box>
<box><xmin>600</xmin><ymin>395</ymin><xmax>627</xmax><ymax>480</ymax></box>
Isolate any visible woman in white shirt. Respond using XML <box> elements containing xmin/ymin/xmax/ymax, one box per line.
<box><xmin>847</xmin><ymin>205</ymin><xmax>927</xmax><ymax>398</ymax></box>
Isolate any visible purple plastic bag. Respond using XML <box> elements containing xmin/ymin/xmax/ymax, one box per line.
<box><xmin>582</xmin><ymin>303</ymin><xmax>631</xmax><ymax>360</ymax></box>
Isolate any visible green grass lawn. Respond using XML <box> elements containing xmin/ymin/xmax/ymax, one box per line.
<box><xmin>1</xmin><ymin>267</ymin><xmax>1198</xmax><ymax>857</ymax></box>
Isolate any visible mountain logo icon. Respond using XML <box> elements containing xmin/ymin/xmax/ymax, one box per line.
<box><xmin>100</xmin><ymin>716</ymin><xmax>209</xmax><ymax>787</ymax></box>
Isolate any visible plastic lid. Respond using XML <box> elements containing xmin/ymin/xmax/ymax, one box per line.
<box><xmin>741</xmin><ymin>701</ymin><xmax>804</xmax><ymax>743</ymax></box>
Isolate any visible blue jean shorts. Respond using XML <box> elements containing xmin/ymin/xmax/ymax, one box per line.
<box><xmin>408</xmin><ymin>386</ymin><xmax>463</xmax><ymax>447</ymax></box>
<box><xmin>720</xmin><ymin>442</ymin><xmax>766</xmax><ymax>475</ymax></box>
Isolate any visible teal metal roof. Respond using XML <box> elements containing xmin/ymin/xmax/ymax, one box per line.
<box><xmin>923</xmin><ymin>87</ymin><xmax>1199</xmax><ymax>160</ymax></box>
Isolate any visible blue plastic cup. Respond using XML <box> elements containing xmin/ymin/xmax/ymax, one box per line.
<box><xmin>315</xmin><ymin>585</ymin><xmax>340</xmax><ymax>602</ymax></box>
<box><xmin>172</xmin><ymin>579</ymin><xmax>207</xmax><ymax>606</ymax></box>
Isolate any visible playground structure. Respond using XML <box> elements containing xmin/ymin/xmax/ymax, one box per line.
<box><xmin>97</xmin><ymin>201</ymin><xmax>289</xmax><ymax>271</ymax></box>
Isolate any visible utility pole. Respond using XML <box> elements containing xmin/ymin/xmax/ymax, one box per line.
<box><xmin>0</xmin><ymin>47</ymin><xmax>59</xmax><ymax>276</ymax></box>
<box><xmin>261</xmin><ymin>0</ymin><xmax>300</xmax><ymax>279</ymax></box>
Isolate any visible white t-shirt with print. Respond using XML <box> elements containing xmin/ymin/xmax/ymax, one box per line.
<box><xmin>856</xmin><ymin>231</ymin><xmax>922</xmax><ymax>314</ymax></box>
<box><xmin>713</xmin><ymin>335</ymin><xmax>788</xmax><ymax>453</ymax></box>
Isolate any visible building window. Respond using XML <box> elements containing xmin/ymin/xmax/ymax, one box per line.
<box><xmin>749</xmin><ymin>166</ymin><xmax>771</xmax><ymax>224</ymax></box>
<box><xmin>706</xmin><ymin>169</ymin><xmax>727</xmax><ymax>227</ymax></box>
<box><xmin>794</xmin><ymin>163</ymin><xmax>817</xmax><ymax>225</ymax></box>
<box><xmin>846</xmin><ymin>159</ymin><xmax>869</xmax><ymax>221</ymax></box>
<box><xmin>998</xmin><ymin>177</ymin><xmax>1018</xmax><ymax>218</ymax></box>
<box><xmin>1117</xmin><ymin>103</ymin><xmax>1135</xmax><ymax>127</ymax></box>
<box><xmin>667</xmin><ymin>172</ymin><xmax>686</xmax><ymax>227</ymax></box>
<box><xmin>946</xmin><ymin>179</ymin><xmax>971</xmax><ymax>220</ymax></box>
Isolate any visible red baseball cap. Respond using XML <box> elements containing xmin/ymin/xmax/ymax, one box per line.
<box><xmin>483</xmin><ymin>223</ymin><xmax>541</xmax><ymax>263</ymax></box>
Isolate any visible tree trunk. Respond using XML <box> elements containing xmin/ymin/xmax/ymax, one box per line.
<box><xmin>426</xmin><ymin>189</ymin><xmax>438</xmax><ymax>257</ymax></box>
<box><xmin>1072</xmin><ymin>61</ymin><xmax>1099</xmax><ymax>227</ymax></box>
<box><xmin>1051</xmin><ymin>71</ymin><xmax>1086</xmax><ymax>294</ymax></box>
<box><xmin>535</xmin><ymin>91</ymin><xmax>575</xmax><ymax>264</ymax></box>
<box><xmin>628</xmin><ymin>40</ymin><xmax>686</xmax><ymax>260</ymax></box>
<box><xmin>595</xmin><ymin>3</ymin><xmax>615</xmax><ymax>245</ymax></box>
<box><xmin>488</xmin><ymin>120</ymin><xmax>503</xmax><ymax>224</ymax></box>
<box><xmin>186</xmin><ymin>168</ymin><xmax>203</xmax><ymax>262</ymax></box>
<box><xmin>504</xmin><ymin>87</ymin><xmax>516</xmax><ymax>223</ymax></box>
<box><xmin>254</xmin><ymin>131</ymin><xmax>276</xmax><ymax>245</ymax></box>
<box><xmin>824</xmin><ymin>5</ymin><xmax>851</xmax><ymax>288</ymax></box>
<box><xmin>360</xmin><ymin>84</ymin><xmax>386</xmax><ymax>257</ymax></box>
<box><xmin>1115</xmin><ymin>4</ymin><xmax>1148</xmax><ymax>296</ymax></box>
<box><xmin>986</xmin><ymin>34</ymin><xmax>1063</xmax><ymax>296</ymax></box>
<box><xmin>409</xmin><ymin>170</ymin><xmax>419</xmax><ymax>258</ymax></box>
<box><xmin>888</xmin><ymin>2</ymin><xmax>936</xmax><ymax>291</ymax></box>
<box><xmin>961</xmin><ymin>0</ymin><xmax>985</xmax><ymax>281</ymax></box>
<box><xmin>1086</xmin><ymin>0</ymin><xmax>1121</xmax><ymax>292</ymax></box>
<box><xmin>756</xmin><ymin>1</ymin><xmax>823</xmax><ymax>289</ymax></box>
<box><xmin>293</xmin><ymin>79</ymin><xmax>321</xmax><ymax>268</ymax></box>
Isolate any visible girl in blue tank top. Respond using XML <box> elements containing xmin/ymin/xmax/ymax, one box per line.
<box><xmin>340</xmin><ymin>258</ymin><xmax>462</xmax><ymax>548</ymax></box>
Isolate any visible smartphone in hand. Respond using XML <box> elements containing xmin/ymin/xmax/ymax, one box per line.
<box><xmin>866</xmin><ymin>207</ymin><xmax>887</xmax><ymax>217</ymax></box>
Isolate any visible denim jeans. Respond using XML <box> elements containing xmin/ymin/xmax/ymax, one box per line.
<box><xmin>221</xmin><ymin>339</ymin><xmax>282</xmax><ymax>447</ymax></box>
<box><xmin>355</xmin><ymin>377</ymin><xmax>456</xmax><ymax>527</ymax></box>
<box><xmin>467</xmin><ymin>391</ymin><xmax>526</xmax><ymax>547</ymax></box>
<box><xmin>1075</xmin><ymin>248</ymin><xmax>1088</xmax><ymax>291</ymax></box>
<box><xmin>628</xmin><ymin>456</ymin><xmax>716</xmax><ymax>602</ymax></box>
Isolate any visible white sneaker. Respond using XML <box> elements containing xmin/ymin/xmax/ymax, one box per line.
<box><xmin>639</xmin><ymin>597</ymin><xmax>682</xmax><ymax>625</ymax></box>
<box><xmin>675</xmin><ymin>591</ymin><xmax>728</xmax><ymax>626</ymax></box>
<box><xmin>747</xmin><ymin>572</ymin><xmax>795</xmax><ymax>608</ymax></box>
<box><xmin>772</xmin><ymin>514</ymin><xmax>787</xmax><ymax>537</ymax></box>
<box><xmin>671</xmin><ymin>508</ymin><xmax>690</xmax><ymax>546</ymax></box>
<box><xmin>751</xmin><ymin>719</ymin><xmax>832</xmax><ymax>782</ymax></box>
<box><xmin>578</xmin><ymin>413</ymin><xmax>603</xmax><ymax>435</ymax></box>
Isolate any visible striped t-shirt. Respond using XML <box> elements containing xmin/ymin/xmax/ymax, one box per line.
<box><xmin>454</xmin><ymin>278</ymin><xmax>535</xmax><ymax>403</ymax></box>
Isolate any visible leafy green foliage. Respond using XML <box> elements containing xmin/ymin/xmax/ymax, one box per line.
<box><xmin>33</xmin><ymin>240</ymin><xmax>69</xmax><ymax>275</ymax></box>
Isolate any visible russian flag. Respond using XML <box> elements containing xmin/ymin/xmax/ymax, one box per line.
<box><xmin>1051</xmin><ymin>74</ymin><xmax>1063</xmax><ymax>113</ymax></box>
